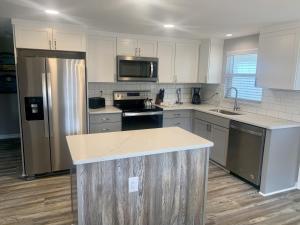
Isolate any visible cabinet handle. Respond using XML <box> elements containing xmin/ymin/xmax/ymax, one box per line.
<box><xmin>139</xmin><ymin>48</ymin><xmax>141</xmax><ymax>56</ymax></box>
<box><xmin>54</xmin><ymin>40</ymin><xmax>57</xmax><ymax>50</ymax></box>
<box><xmin>135</xmin><ymin>48</ymin><xmax>137</xmax><ymax>56</ymax></box>
<box><xmin>102</xmin><ymin>118</ymin><xmax>110</xmax><ymax>121</ymax></box>
<box><xmin>206</xmin><ymin>124</ymin><xmax>212</xmax><ymax>132</ymax></box>
<box><xmin>174</xmin><ymin>113</ymin><xmax>181</xmax><ymax>116</ymax></box>
<box><xmin>49</xmin><ymin>40</ymin><xmax>52</xmax><ymax>50</ymax></box>
<box><xmin>175</xmin><ymin>122</ymin><xmax>181</xmax><ymax>125</ymax></box>
<box><xmin>102</xmin><ymin>128</ymin><xmax>110</xmax><ymax>131</ymax></box>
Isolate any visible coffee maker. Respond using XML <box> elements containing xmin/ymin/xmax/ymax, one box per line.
<box><xmin>192</xmin><ymin>88</ymin><xmax>202</xmax><ymax>104</ymax></box>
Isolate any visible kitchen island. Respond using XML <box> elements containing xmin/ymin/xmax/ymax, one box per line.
<box><xmin>67</xmin><ymin>127</ymin><xmax>213</xmax><ymax>225</ymax></box>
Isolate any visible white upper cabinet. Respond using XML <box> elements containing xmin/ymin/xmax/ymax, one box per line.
<box><xmin>175</xmin><ymin>42</ymin><xmax>200</xmax><ymax>83</ymax></box>
<box><xmin>138</xmin><ymin>40</ymin><xmax>157</xmax><ymax>57</ymax></box>
<box><xmin>52</xmin><ymin>25</ymin><xmax>86</xmax><ymax>52</ymax></box>
<box><xmin>117</xmin><ymin>38</ymin><xmax>157</xmax><ymax>57</ymax></box>
<box><xmin>13</xmin><ymin>20</ymin><xmax>86</xmax><ymax>52</ymax></box>
<box><xmin>198</xmin><ymin>39</ymin><xmax>224</xmax><ymax>84</ymax></box>
<box><xmin>117</xmin><ymin>38</ymin><xmax>138</xmax><ymax>56</ymax></box>
<box><xmin>14</xmin><ymin>24</ymin><xmax>52</xmax><ymax>50</ymax></box>
<box><xmin>157</xmin><ymin>41</ymin><xmax>175</xmax><ymax>83</ymax></box>
<box><xmin>87</xmin><ymin>35</ymin><xmax>116</xmax><ymax>83</ymax></box>
<box><xmin>257</xmin><ymin>28</ymin><xmax>300</xmax><ymax>90</ymax></box>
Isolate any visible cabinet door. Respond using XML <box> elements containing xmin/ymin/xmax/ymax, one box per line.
<box><xmin>87</xmin><ymin>35</ymin><xmax>116</xmax><ymax>83</ymax></box>
<box><xmin>199</xmin><ymin>39</ymin><xmax>223</xmax><ymax>84</ymax></box>
<box><xmin>138</xmin><ymin>40</ymin><xmax>157</xmax><ymax>57</ymax></box>
<box><xmin>52</xmin><ymin>26</ymin><xmax>86</xmax><ymax>52</ymax></box>
<box><xmin>211</xmin><ymin>125</ymin><xmax>229</xmax><ymax>167</ymax></box>
<box><xmin>175</xmin><ymin>42</ymin><xmax>199</xmax><ymax>83</ymax></box>
<box><xmin>157</xmin><ymin>41</ymin><xmax>175</xmax><ymax>83</ymax></box>
<box><xmin>163</xmin><ymin>118</ymin><xmax>191</xmax><ymax>132</ymax></box>
<box><xmin>257</xmin><ymin>30</ymin><xmax>299</xmax><ymax>90</ymax></box>
<box><xmin>14</xmin><ymin>24</ymin><xmax>52</xmax><ymax>50</ymax></box>
<box><xmin>117</xmin><ymin>38</ymin><xmax>138</xmax><ymax>56</ymax></box>
<box><xmin>193</xmin><ymin>119</ymin><xmax>211</xmax><ymax>140</ymax></box>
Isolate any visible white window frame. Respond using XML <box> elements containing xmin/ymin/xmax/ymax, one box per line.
<box><xmin>224</xmin><ymin>49</ymin><xmax>262</xmax><ymax>103</ymax></box>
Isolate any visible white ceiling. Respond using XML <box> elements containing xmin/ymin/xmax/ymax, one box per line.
<box><xmin>1</xmin><ymin>0</ymin><xmax>300</xmax><ymax>39</ymax></box>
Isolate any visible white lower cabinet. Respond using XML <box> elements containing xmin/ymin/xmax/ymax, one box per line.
<box><xmin>163</xmin><ymin>110</ymin><xmax>192</xmax><ymax>132</ymax></box>
<box><xmin>89</xmin><ymin>113</ymin><xmax>121</xmax><ymax>133</ymax></box>
<box><xmin>211</xmin><ymin>125</ymin><xmax>229</xmax><ymax>166</ymax></box>
<box><xmin>193</xmin><ymin>117</ymin><xmax>229</xmax><ymax>167</ymax></box>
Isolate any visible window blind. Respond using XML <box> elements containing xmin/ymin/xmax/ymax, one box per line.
<box><xmin>225</xmin><ymin>52</ymin><xmax>262</xmax><ymax>102</ymax></box>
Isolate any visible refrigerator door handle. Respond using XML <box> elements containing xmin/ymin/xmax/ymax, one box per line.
<box><xmin>46</xmin><ymin>72</ymin><xmax>53</xmax><ymax>137</ymax></box>
<box><xmin>42</xmin><ymin>72</ymin><xmax>49</xmax><ymax>137</ymax></box>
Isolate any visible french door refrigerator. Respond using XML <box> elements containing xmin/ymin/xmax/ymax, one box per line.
<box><xmin>17</xmin><ymin>50</ymin><xmax>87</xmax><ymax>177</ymax></box>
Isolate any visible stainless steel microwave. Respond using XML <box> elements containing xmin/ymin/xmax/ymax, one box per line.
<box><xmin>117</xmin><ymin>56</ymin><xmax>158</xmax><ymax>82</ymax></box>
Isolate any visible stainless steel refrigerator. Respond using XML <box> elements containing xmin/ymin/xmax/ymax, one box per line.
<box><xmin>17</xmin><ymin>50</ymin><xmax>87</xmax><ymax>177</ymax></box>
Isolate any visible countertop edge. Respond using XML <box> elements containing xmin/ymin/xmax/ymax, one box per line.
<box><xmin>72</xmin><ymin>143</ymin><xmax>213</xmax><ymax>165</ymax></box>
<box><xmin>159</xmin><ymin>105</ymin><xmax>300</xmax><ymax>130</ymax></box>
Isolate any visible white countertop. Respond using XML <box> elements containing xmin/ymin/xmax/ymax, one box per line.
<box><xmin>89</xmin><ymin>106</ymin><xmax>122</xmax><ymax>114</ymax></box>
<box><xmin>66</xmin><ymin>127</ymin><xmax>213</xmax><ymax>165</ymax></box>
<box><xmin>159</xmin><ymin>103</ymin><xmax>300</xmax><ymax>130</ymax></box>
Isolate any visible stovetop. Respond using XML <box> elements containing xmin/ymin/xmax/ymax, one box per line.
<box><xmin>122</xmin><ymin>106</ymin><xmax>163</xmax><ymax>113</ymax></box>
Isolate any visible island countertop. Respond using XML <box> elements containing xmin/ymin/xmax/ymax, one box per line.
<box><xmin>66</xmin><ymin>127</ymin><xmax>213</xmax><ymax>165</ymax></box>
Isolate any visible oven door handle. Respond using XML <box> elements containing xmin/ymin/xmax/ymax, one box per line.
<box><xmin>123</xmin><ymin>111</ymin><xmax>163</xmax><ymax>117</ymax></box>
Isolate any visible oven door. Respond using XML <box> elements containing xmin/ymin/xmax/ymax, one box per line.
<box><xmin>122</xmin><ymin>112</ymin><xmax>163</xmax><ymax>131</ymax></box>
<box><xmin>117</xmin><ymin>56</ymin><xmax>158</xmax><ymax>82</ymax></box>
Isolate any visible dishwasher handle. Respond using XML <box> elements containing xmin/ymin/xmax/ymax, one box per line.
<box><xmin>230</xmin><ymin>124</ymin><xmax>265</xmax><ymax>137</ymax></box>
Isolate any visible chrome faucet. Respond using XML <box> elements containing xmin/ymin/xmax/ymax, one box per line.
<box><xmin>227</xmin><ymin>87</ymin><xmax>240</xmax><ymax>111</ymax></box>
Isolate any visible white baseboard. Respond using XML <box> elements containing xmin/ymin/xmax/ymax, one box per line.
<box><xmin>259</xmin><ymin>186</ymin><xmax>297</xmax><ymax>197</ymax></box>
<box><xmin>0</xmin><ymin>134</ymin><xmax>20</xmax><ymax>140</ymax></box>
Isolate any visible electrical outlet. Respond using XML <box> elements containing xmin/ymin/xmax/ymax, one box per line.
<box><xmin>128</xmin><ymin>177</ymin><xmax>139</xmax><ymax>193</ymax></box>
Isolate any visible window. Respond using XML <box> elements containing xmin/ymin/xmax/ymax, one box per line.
<box><xmin>224</xmin><ymin>50</ymin><xmax>262</xmax><ymax>102</ymax></box>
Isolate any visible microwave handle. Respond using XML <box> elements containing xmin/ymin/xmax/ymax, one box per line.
<box><xmin>150</xmin><ymin>62</ymin><xmax>154</xmax><ymax>78</ymax></box>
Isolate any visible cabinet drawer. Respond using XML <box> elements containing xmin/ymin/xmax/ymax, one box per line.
<box><xmin>89</xmin><ymin>113</ymin><xmax>121</xmax><ymax>124</ymax></box>
<box><xmin>164</xmin><ymin>110</ymin><xmax>192</xmax><ymax>119</ymax></box>
<box><xmin>194</xmin><ymin>111</ymin><xmax>230</xmax><ymax>128</ymax></box>
<box><xmin>89</xmin><ymin>122</ymin><xmax>121</xmax><ymax>133</ymax></box>
<box><xmin>163</xmin><ymin>117</ymin><xmax>192</xmax><ymax>132</ymax></box>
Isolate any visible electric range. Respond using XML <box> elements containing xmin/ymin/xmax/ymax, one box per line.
<box><xmin>113</xmin><ymin>91</ymin><xmax>163</xmax><ymax>131</ymax></box>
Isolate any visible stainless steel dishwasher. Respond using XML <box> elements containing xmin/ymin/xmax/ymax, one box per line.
<box><xmin>227</xmin><ymin>121</ymin><xmax>266</xmax><ymax>187</ymax></box>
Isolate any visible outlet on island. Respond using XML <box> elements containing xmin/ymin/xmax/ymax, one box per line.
<box><xmin>128</xmin><ymin>177</ymin><xmax>139</xmax><ymax>193</ymax></box>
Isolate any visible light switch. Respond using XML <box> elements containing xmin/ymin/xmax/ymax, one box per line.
<box><xmin>128</xmin><ymin>177</ymin><xmax>139</xmax><ymax>193</ymax></box>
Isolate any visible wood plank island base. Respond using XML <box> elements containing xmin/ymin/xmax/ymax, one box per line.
<box><xmin>67</xmin><ymin>127</ymin><xmax>213</xmax><ymax>225</ymax></box>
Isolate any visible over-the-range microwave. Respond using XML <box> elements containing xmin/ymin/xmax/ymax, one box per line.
<box><xmin>117</xmin><ymin>56</ymin><xmax>158</xmax><ymax>82</ymax></box>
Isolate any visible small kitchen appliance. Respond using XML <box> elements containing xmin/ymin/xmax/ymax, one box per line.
<box><xmin>89</xmin><ymin>97</ymin><xmax>105</xmax><ymax>109</ymax></box>
<box><xmin>192</xmin><ymin>87</ymin><xmax>202</xmax><ymax>105</ymax></box>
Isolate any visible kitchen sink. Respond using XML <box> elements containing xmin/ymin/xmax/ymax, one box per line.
<box><xmin>209</xmin><ymin>109</ymin><xmax>242</xmax><ymax>115</ymax></box>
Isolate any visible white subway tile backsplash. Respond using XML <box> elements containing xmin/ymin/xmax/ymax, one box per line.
<box><xmin>88</xmin><ymin>82</ymin><xmax>198</xmax><ymax>105</ymax></box>
<box><xmin>202</xmin><ymin>84</ymin><xmax>300</xmax><ymax>122</ymax></box>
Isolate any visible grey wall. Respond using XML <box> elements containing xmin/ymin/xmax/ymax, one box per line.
<box><xmin>0</xmin><ymin>18</ymin><xmax>19</xmax><ymax>138</ymax></box>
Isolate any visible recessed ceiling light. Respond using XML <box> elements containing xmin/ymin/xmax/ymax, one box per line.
<box><xmin>164</xmin><ymin>24</ymin><xmax>175</xmax><ymax>28</ymax></box>
<box><xmin>45</xmin><ymin>9</ymin><xmax>59</xmax><ymax>15</ymax></box>
<box><xmin>226</xmin><ymin>33</ymin><xmax>233</xmax><ymax>37</ymax></box>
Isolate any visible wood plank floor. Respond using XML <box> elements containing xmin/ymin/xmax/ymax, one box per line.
<box><xmin>0</xmin><ymin>139</ymin><xmax>300</xmax><ymax>225</ymax></box>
